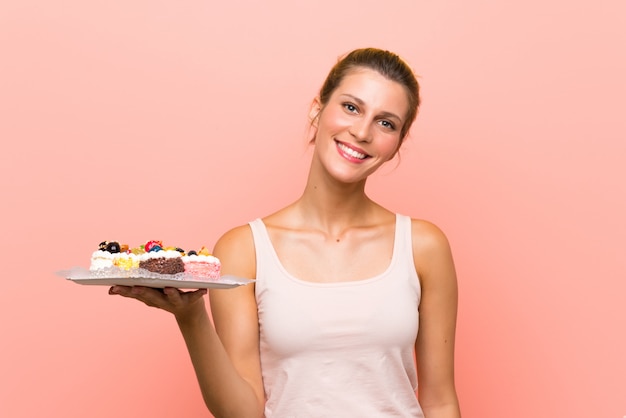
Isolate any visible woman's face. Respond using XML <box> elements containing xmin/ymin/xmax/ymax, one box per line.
<box><xmin>311</xmin><ymin>68</ymin><xmax>410</xmax><ymax>184</ymax></box>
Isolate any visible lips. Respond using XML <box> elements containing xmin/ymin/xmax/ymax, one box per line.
<box><xmin>336</xmin><ymin>141</ymin><xmax>370</xmax><ymax>161</ymax></box>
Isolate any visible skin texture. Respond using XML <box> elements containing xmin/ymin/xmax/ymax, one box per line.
<box><xmin>110</xmin><ymin>67</ymin><xmax>461</xmax><ymax>418</ymax></box>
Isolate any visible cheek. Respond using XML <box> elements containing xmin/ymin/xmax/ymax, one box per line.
<box><xmin>319</xmin><ymin>107</ymin><xmax>351</xmax><ymax>131</ymax></box>
<box><xmin>378</xmin><ymin>136</ymin><xmax>402</xmax><ymax>159</ymax></box>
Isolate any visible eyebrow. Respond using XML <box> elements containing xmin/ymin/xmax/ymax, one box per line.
<box><xmin>340</xmin><ymin>94</ymin><xmax>404</xmax><ymax>124</ymax></box>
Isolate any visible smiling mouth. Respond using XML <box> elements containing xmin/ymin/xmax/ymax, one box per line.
<box><xmin>336</xmin><ymin>141</ymin><xmax>369</xmax><ymax>160</ymax></box>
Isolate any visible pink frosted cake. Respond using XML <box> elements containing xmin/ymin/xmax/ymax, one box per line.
<box><xmin>182</xmin><ymin>246</ymin><xmax>221</xmax><ymax>280</ymax></box>
<box><xmin>89</xmin><ymin>240</ymin><xmax>220</xmax><ymax>280</ymax></box>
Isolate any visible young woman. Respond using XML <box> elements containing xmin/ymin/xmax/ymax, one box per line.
<box><xmin>110</xmin><ymin>48</ymin><xmax>461</xmax><ymax>418</ymax></box>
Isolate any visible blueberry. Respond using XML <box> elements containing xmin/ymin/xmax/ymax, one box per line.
<box><xmin>148</xmin><ymin>245</ymin><xmax>162</xmax><ymax>252</ymax></box>
<box><xmin>106</xmin><ymin>241</ymin><xmax>121</xmax><ymax>253</ymax></box>
<box><xmin>187</xmin><ymin>250</ymin><xmax>197</xmax><ymax>256</ymax></box>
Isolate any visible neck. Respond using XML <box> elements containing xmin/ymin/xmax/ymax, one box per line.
<box><xmin>292</xmin><ymin>160</ymin><xmax>378</xmax><ymax>234</ymax></box>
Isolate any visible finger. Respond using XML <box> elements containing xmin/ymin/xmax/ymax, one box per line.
<box><xmin>162</xmin><ymin>287</ymin><xmax>185</xmax><ymax>307</ymax></box>
<box><xmin>130</xmin><ymin>286</ymin><xmax>171</xmax><ymax>307</ymax></box>
<box><xmin>187</xmin><ymin>288</ymin><xmax>208</xmax><ymax>303</ymax></box>
<box><xmin>163</xmin><ymin>287</ymin><xmax>206</xmax><ymax>306</ymax></box>
<box><xmin>163</xmin><ymin>286</ymin><xmax>182</xmax><ymax>296</ymax></box>
<box><xmin>109</xmin><ymin>285</ymin><xmax>132</xmax><ymax>295</ymax></box>
<box><xmin>110</xmin><ymin>285</ymin><xmax>170</xmax><ymax>308</ymax></box>
<box><xmin>162</xmin><ymin>287</ymin><xmax>206</xmax><ymax>297</ymax></box>
<box><xmin>169</xmin><ymin>288</ymin><xmax>208</xmax><ymax>306</ymax></box>
<box><xmin>109</xmin><ymin>285</ymin><xmax>150</xmax><ymax>298</ymax></box>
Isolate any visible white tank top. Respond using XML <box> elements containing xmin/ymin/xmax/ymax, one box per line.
<box><xmin>249</xmin><ymin>214</ymin><xmax>424</xmax><ymax>417</ymax></box>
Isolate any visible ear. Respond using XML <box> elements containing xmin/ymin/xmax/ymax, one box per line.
<box><xmin>308</xmin><ymin>97</ymin><xmax>322</xmax><ymax>127</ymax></box>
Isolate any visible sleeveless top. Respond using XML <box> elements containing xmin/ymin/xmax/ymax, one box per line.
<box><xmin>249</xmin><ymin>214</ymin><xmax>424</xmax><ymax>417</ymax></box>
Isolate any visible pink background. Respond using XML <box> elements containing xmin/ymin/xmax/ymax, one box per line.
<box><xmin>1</xmin><ymin>1</ymin><xmax>625</xmax><ymax>417</ymax></box>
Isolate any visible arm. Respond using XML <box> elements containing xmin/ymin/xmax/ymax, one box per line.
<box><xmin>109</xmin><ymin>225</ymin><xmax>264</xmax><ymax>418</ymax></box>
<box><xmin>202</xmin><ymin>224</ymin><xmax>265</xmax><ymax>417</ymax></box>
<box><xmin>412</xmin><ymin>220</ymin><xmax>461</xmax><ymax>418</ymax></box>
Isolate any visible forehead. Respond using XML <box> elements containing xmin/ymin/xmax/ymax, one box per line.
<box><xmin>332</xmin><ymin>68</ymin><xmax>410</xmax><ymax>117</ymax></box>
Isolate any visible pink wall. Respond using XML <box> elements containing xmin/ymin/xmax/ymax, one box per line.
<box><xmin>1</xmin><ymin>1</ymin><xmax>624</xmax><ymax>417</ymax></box>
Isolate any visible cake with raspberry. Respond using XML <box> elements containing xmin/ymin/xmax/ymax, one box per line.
<box><xmin>138</xmin><ymin>240</ymin><xmax>185</xmax><ymax>275</ymax></box>
<box><xmin>89</xmin><ymin>240</ymin><xmax>220</xmax><ymax>279</ymax></box>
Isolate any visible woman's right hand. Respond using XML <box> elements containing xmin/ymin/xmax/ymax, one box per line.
<box><xmin>108</xmin><ymin>285</ymin><xmax>208</xmax><ymax>321</ymax></box>
<box><xmin>107</xmin><ymin>225</ymin><xmax>264</xmax><ymax>417</ymax></box>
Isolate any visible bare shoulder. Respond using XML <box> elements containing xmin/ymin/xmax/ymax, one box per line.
<box><xmin>210</xmin><ymin>224</ymin><xmax>258</xmax><ymax>330</ymax></box>
<box><xmin>409</xmin><ymin>219</ymin><xmax>456</xmax><ymax>286</ymax></box>
<box><xmin>212</xmin><ymin>224</ymin><xmax>256</xmax><ymax>280</ymax></box>
<box><xmin>209</xmin><ymin>224</ymin><xmax>264</xmax><ymax>406</ymax></box>
<box><xmin>410</xmin><ymin>218</ymin><xmax>451</xmax><ymax>251</ymax></box>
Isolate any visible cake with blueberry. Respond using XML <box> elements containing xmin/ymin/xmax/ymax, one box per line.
<box><xmin>138</xmin><ymin>240</ymin><xmax>185</xmax><ymax>275</ymax></box>
<box><xmin>89</xmin><ymin>240</ymin><xmax>221</xmax><ymax>279</ymax></box>
<box><xmin>90</xmin><ymin>241</ymin><xmax>123</xmax><ymax>271</ymax></box>
<box><xmin>182</xmin><ymin>246</ymin><xmax>221</xmax><ymax>280</ymax></box>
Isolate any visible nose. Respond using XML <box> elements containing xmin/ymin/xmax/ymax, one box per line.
<box><xmin>349</xmin><ymin>117</ymin><xmax>373</xmax><ymax>143</ymax></box>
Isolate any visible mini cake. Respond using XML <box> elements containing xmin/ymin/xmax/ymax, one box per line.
<box><xmin>182</xmin><ymin>246</ymin><xmax>221</xmax><ymax>280</ymax></box>
<box><xmin>138</xmin><ymin>240</ymin><xmax>185</xmax><ymax>275</ymax></box>
<box><xmin>113</xmin><ymin>251</ymin><xmax>139</xmax><ymax>271</ymax></box>
<box><xmin>90</xmin><ymin>250</ymin><xmax>115</xmax><ymax>270</ymax></box>
<box><xmin>88</xmin><ymin>240</ymin><xmax>219</xmax><ymax>278</ymax></box>
<box><xmin>90</xmin><ymin>241</ymin><xmax>122</xmax><ymax>271</ymax></box>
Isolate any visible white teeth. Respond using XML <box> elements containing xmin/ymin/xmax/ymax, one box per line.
<box><xmin>337</xmin><ymin>142</ymin><xmax>367</xmax><ymax>159</ymax></box>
